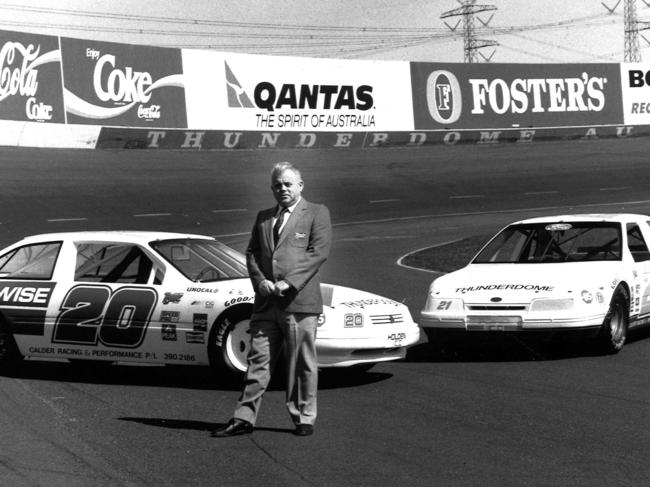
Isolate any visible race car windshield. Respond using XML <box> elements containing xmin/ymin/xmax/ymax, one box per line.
<box><xmin>151</xmin><ymin>239</ymin><xmax>248</xmax><ymax>282</ymax></box>
<box><xmin>472</xmin><ymin>222</ymin><xmax>622</xmax><ymax>264</ymax></box>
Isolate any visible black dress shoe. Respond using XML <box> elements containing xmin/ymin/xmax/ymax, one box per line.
<box><xmin>294</xmin><ymin>424</ymin><xmax>314</xmax><ymax>436</ymax></box>
<box><xmin>210</xmin><ymin>419</ymin><xmax>253</xmax><ymax>438</ymax></box>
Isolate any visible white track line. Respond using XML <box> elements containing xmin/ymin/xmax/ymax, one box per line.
<box><xmin>133</xmin><ymin>213</ymin><xmax>172</xmax><ymax>218</ymax></box>
<box><xmin>47</xmin><ymin>218</ymin><xmax>88</xmax><ymax>222</ymax></box>
<box><xmin>370</xmin><ymin>199</ymin><xmax>400</xmax><ymax>203</ymax></box>
<box><xmin>396</xmin><ymin>239</ymin><xmax>465</xmax><ymax>274</ymax></box>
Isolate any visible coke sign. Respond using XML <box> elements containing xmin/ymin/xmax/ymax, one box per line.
<box><xmin>60</xmin><ymin>37</ymin><xmax>187</xmax><ymax>128</ymax></box>
<box><xmin>0</xmin><ymin>30</ymin><xmax>64</xmax><ymax>123</ymax></box>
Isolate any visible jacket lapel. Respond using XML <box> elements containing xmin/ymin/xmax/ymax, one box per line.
<box><xmin>275</xmin><ymin>199</ymin><xmax>307</xmax><ymax>248</ymax></box>
<box><xmin>263</xmin><ymin>208</ymin><xmax>275</xmax><ymax>250</ymax></box>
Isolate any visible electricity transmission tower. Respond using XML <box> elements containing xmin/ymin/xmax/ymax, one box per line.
<box><xmin>441</xmin><ymin>0</ymin><xmax>498</xmax><ymax>63</ymax></box>
<box><xmin>602</xmin><ymin>0</ymin><xmax>650</xmax><ymax>61</ymax></box>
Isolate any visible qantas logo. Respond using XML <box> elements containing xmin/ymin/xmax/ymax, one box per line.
<box><xmin>224</xmin><ymin>61</ymin><xmax>374</xmax><ymax>112</ymax></box>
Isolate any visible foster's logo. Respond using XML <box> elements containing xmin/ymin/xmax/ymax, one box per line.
<box><xmin>426</xmin><ymin>70</ymin><xmax>462</xmax><ymax>124</ymax></box>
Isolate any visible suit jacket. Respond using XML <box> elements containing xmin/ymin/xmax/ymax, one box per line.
<box><xmin>246</xmin><ymin>198</ymin><xmax>331</xmax><ymax>314</ymax></box>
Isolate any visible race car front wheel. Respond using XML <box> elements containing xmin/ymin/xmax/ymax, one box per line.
<box><xmin>208</xmin><ymin>305</ymin><xmax>252</xmax><ymax>375</ymax></box>
<box><xmin>596</xmin><ymin>288</ymin><xmax>629</xmax><ymax>354</ymax></box>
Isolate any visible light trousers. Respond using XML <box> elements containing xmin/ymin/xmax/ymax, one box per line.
<box><xmin>234</xmin><ymin>307</ymin><xmax>318</xmax><ymax>426</ymax></box>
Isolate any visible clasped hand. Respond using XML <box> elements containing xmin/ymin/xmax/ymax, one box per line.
<box><xmin>258</xmin><ymin>279</ymin><xmax>291</xmax><ymax>297</ymax></box>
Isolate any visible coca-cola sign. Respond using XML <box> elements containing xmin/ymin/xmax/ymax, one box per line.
<box><xmin>60</xmin><ymin>38</ymin><xmax>187</xmax><ymax>127</ymax></box>
<box><xmin>0</xmin><ymin>30</ymin><xmax>64</xmax><ymax>123</ymax></box>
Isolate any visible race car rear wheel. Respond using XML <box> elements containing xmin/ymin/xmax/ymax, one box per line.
<box><xmin>208</xmin><ymin>305</ymin><xmax>253</xmax><ymax>375</ymax></box>
<box><xmin>596</xmin><ymin>288</ymin><xmax>629</xmax><ymax>354</ymax></box>
<box><xmin>0</xmin><ymin>315</ymin><xmax>22</xmax><ymax>368</ymax></box>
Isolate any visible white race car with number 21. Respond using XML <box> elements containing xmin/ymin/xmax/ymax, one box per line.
<box><xmin>420</xmin><ymin>214</ymin><xmax>650</xmax><ymax>354</ymax></box>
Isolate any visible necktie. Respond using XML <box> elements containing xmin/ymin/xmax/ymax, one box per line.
<box><xmin>273</xmin><ymin>207</ymin><xmax>288</xmax><ymax>246</ymax></box>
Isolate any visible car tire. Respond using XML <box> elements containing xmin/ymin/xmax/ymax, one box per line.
<box><xmin>208</xmin><ymin>305</ymin><xmax>252</xmax><ymax>376</ymax></box>
<box><xmin>0</xmin><ymin>316</ymin><xmax>22</xmax><ymax>368</ymax></box>
<box><xmin>596</xmin><ymin>287</ymin><xmax>629</xmax><ymax>354</ymax></box>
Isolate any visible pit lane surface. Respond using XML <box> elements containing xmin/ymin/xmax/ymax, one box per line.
<box><xmin>1</xmin><ymin>139</ymin><xmax>650</xmax><ymax>486</ymax></box>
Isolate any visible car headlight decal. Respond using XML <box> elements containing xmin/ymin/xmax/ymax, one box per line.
<box><xmin>344</xmin><ymin>313</ymin><xmax>363</xmax><ymax>328</ymax></box>
<box><xmin>581</xmin><ymin>290</ymin><xmax>593</xmax><ymax>304</ymax></box>
<box><xmin>529</xmin><ymin>298</ymin><xmax>574</xmax><ymax>312</ymax></box>
<box><xmin>426</xmin><ymin>297</ymin><xmax>463</xmax><ymax>312</ymax></box>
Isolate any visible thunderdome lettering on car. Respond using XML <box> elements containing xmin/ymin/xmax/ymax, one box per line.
<box><xmin>0</xmin><ymin>231</ymin><xmax>419</xmax><ymax>375</ymax></box>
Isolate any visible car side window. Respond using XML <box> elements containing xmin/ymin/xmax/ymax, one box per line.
<box><xmin>0</xmin><ymin>242</ymin><xmax>61</xmax><ymax>280</ymax></box>
<box><xmin>75</xmin><ymin>243</ymin><xmax>153</xmax><ymax>284</ymax></box>
<box><xmin>627</xmin><ymin>224</ymin><xmax>650</xmax><ymax>262</ymax></box>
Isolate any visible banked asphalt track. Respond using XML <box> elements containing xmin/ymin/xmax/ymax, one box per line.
<box><xmin>0</xmin><ymin>138</ymin><xmax>650</xmax><ymax>486</ymax></box>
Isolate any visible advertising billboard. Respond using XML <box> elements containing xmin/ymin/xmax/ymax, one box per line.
<box><xmin>411</xmin><ymin>63</ymin><xmax>624</xmax><ymax>130</ymax></box>
<box><xmin>60</xmin><ymin>37</ymin><xmax>187</xmax><ymax>127</ymax></box>
<box><xmin>620</xmin><ymin>64</ymin><xmax>650</xmax><ymax>126</ymax></box>
<box><xmin>0</xmin><ymin>30</ymin><xmax>65</xmax><ymax>123</ymax></box>
<box><xmin>182</xmin><ymin>50</ymin><xmax>414</xmax><ymax>131</ymax></box>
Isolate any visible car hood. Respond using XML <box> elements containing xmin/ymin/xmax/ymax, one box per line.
<box><xmin>433</xmin><ymin>262</ymin><xmax>620</xmax><ymax>302</ymax></box>
<box><xmin>321</xmin><ymin>283</ymin><xmax>405</xmax><ymax>310</ymax></box>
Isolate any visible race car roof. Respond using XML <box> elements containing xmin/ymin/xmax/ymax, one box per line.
<box><xmin>512</xmin><ymin>213</ymin><xmax>649</xmax><ymax>225</ymax></box>
<box><xmin>14</xmin><ymin>231</ymin><xmax>214</xmax><ymax>245</ymax></box>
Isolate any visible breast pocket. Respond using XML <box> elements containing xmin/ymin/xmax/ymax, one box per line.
<box><xmin>289</xmin><ymin>229</ymin><xmax>310</xmax><ymax>248</ymax></box>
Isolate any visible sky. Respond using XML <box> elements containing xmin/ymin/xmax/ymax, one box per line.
<box><xmin>0</xmin><ymin>0</ymin><xmax>644</xmax><ymax>63</ymax></box>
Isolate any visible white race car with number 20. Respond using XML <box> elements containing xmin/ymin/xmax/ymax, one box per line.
<box><xmin>0</xmin><ymin>231</ymin><xmax>419</xmax><ymax>374</ymax></box>
<box><xmin>420</xmin><ymin>214</ymin><xmax>650</xmax><ymax>353</ymax></box>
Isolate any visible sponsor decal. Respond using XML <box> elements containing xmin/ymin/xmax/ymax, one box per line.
<box><xmin>341</xmin><ymin>298</ymin><xmax>399</xmax><ymax>309</ymax></box>
<box><xmin>388</xmin><ymin>332</ymin><xmax>406</xmax><ymax>346</ymax></box>
<box><xmin>185</xmin><ymin>331</ymin><xmax>205</xmax><ymax>344</ymax></box>
<box><xmin>160</xmin><ymin>310</ymin><xmax>180</xmax><ymax>323</ymax></box>
<box><xmin>426</xmin><ymin>70</ymin><xmax>462</xmax><ymax>124</ymax></box>
<box><xmin>60</xmin><ymin>38</ymin><xmax>186</xmax><ymax>127</ymax></box>
<box><xmin>162</xmin><ymin>292</ymin><xmax>183</xmax><ymax>304</ymax></box>
<box><xmin>193</xmin><ymin>313</ymin><xmax>208</xmax><ymax>332</ymax></box>
<box><xmin>224</xmin><ymin>60</ymin><xmax>375</xmax><ymax>130</ymax></box>
<box><xmin>0</xmin><ymin>30</ymin><xmax>64</xmax><ymax>123</ymax></box>
<box><xmin>224</xmin><ymin>296</ymin><xmax>253</xmax><ymax>307</ymax></box>
<box><xmin>454</xmin><ymin>284</ymin><xmax>554</xmax><ymax>294</ymax></box>
<box><xmin>187</xmin><ymin>286</ymin><xmax>219</xmax><ymax>293</ymax></box>
<box><xmin>0</xmin><ymin>281</ymin><xmax>55</xmax><ymax>307</ymax></box>
<box><xmin>182</xmin><ymin>50</ymin><xmax>412</xmax><ymax>132</ymax></box>
<box><xmin>411</xmin><ymin>63</ymin><xmax>623</xmax><ymax>129</ymax></box>
<box><xmin>205</xmin><ymin>301</ymin><xmax>215</xmax><ymax>309</ymax></box>
<box><xmin>621</xmin><ymin>64</ymin><xmax>650</xmax><ymax>125</ymax></box>
<box><xmin>162</xmin><ymin>323</ymin><xmax>177</xmax><ymax>341</ymax></box>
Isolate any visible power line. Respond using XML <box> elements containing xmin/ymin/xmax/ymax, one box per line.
<box><xmin>0</xmin><ymin>3</ymin><xmax>635</xmax><ymax>61</ymax></box>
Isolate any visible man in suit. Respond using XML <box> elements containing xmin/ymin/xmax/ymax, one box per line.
<box><xmin>212</xmin><ymin>162</ymin><xmax>332</xmax><ymax>438</ymax></box>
